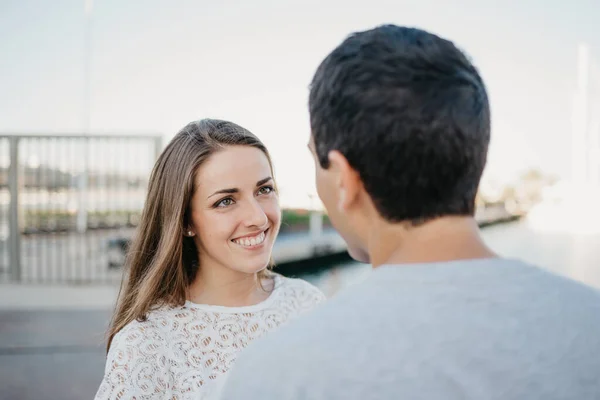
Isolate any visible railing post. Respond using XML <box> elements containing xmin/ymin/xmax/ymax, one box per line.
<box><xmin>76</xmin><ymin>136</ymin><xmax>89</xmax><ymax>233</ymax></box>
<box><xmin>309</xmin><ymin>208</ymin><xmax>324</xmax><ymax>257</ymax></box>
<box><xmin>154</xmin><ymin>136</ymin><xmax>163</xmax><ymax>161</ymax></box>
<box><xmin>309</xmin><ymin>210</ymin><xmax>323</xmax><ymax>242</ymax></box>
<box><xmin>8</xmin><ymin>137</ymin><xmax>21</xmax><ymax>282</ymax></box>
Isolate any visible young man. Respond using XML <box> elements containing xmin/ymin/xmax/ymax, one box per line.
<box><xmin>220</xmin><ymin>25</ymin><xmax>600</xmax><ymax>399</ymax></box>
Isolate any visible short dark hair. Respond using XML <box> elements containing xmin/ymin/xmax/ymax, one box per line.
<box><xmin>309</xmin><ymin>25</ymin><xmax>490</xmax><ymax>224</ymax></box>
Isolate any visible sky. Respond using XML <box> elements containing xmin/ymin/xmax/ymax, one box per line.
<box><xmin>1</xmin><ymin>0</ymin><xmax>599</xmax><ymax>208</ymax></box>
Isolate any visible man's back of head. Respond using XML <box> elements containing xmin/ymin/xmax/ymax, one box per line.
<box><xmin>307</xmin><ymin>24</ymin><xmax>494</xmax><ymax>266</ymax></box>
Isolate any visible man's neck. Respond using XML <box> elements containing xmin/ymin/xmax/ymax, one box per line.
<box><xmin>187</xmin><ymin>263</ymin><xmax>273</xmax><ymax>307</ymax></box>
<box><xmin>368</xmin><ymin>216</ymin><xmax>497</xmax><ymax>267</ymax></box>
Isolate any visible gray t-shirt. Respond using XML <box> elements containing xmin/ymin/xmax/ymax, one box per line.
<box><xmin>219</xmin><ymin>258</ymin><xmax>600</xmax><ymax>399</ymax></box>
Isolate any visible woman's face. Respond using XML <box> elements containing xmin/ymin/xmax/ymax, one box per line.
<box><xmin>188</xmin><ymin>145</ymin><xmax>280</xmax><ymax>276</ymax></box>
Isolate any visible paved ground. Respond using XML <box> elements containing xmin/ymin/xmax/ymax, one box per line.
<box><xmin>0</xmin><ymin>282</ymin><xmax>120</xmax><ymax>399</ymax></box>
<box><xmin>0</xmin><ymin>309</ymin><xmax>112</xmax><ymax>400</ymax></box>
<box><xmin>0</xmin><ymin>283</ymin><xmax>119</xmax><ymax>310</ymax></box>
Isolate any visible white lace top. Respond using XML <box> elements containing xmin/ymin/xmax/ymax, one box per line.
<box><xmin>95</xmin><ymin>275</ymin><xmax>325</xmax><ymax>400</ymax></box>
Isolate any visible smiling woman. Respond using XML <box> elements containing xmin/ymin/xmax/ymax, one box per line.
<box><xmin>188</xmin><ymin>145</ymin><xmax>280</xmax><ymax>286</ymax></box>
<box><xmin>94</xmin><ymin>119</ymin><xmax>325</xmax><ymax>400</ymax></box>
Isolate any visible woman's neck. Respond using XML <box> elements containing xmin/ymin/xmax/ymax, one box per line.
<box><xmin>187</xmin><ymin>266</ymin><xmax>274</xmax><ymax>307</ymax></box>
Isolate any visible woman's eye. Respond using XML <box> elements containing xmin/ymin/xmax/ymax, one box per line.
<box><xmin>258</xmin><ymin>186</ymin><xmax>273</xmax><ymax>195</ymax></box>
<box><xmin>216</xmin><ymin>198</ymin><xmax>234</xmax><ymax>208</ymax></box>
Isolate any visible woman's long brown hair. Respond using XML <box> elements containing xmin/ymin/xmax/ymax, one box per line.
<box><xmin>106</xmin><ymin>119</ymin><xmax>276</xmax><ymax>352</ymax></box>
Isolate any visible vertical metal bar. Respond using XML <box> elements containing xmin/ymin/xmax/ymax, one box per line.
<box><xmin>36</xmin><ymin>138</ymin><xmax>45</xmax><ymax>282</ymax></box>
<box><xmin>68</xmin><ymin>138</ymin><xmax>75</xmax><ymax>282</ymax></box>
<box><xmin>88</xmin><ymin>137</ymin><xmax>95</xmax><ymax>283</ymax></box>
<box><xmin>100</xmin><ymin>137</ymin><xmax>108</xmax><ymax>282</ymax></box>
<box><xmin>8</xmin><ymin>137</ymin><xmax>21</xmax><ymax>282</ymax></box>
<box><xmin>154</xmin><ymin>136</ymin><xmax>162</xmax><ymax>162</ymax></box>
<box><xmin>58</xmin><ymin>137</ymin><xmax>65</xmax><ymax>282</ymax></box>
<box><xmin>45</xmin><ymin>138</ymin><xmax>51</xmax><ymax>282</ymax></box>
<box><xmin>106</xmin><ymin>136</ymin><xmax>115</xmax><ymax>282</ymax></box>
<box><xmin>74</xmin><ymin>138</ymin><xmax>81</xmax><ymax>282</ymax></box>
<box><xmin>0</xmin><ymin>139</ymin><xmax>8</xmax><ymax>279</ymax></box>
<box><xmin>34</xmin><ymin>138</ymin><xmax>44</xmax><ymax>282</ymax></box>
<box><xmin>47</xmin><ymin>137</ymin><xmax>55</xmax><ymax>282</ymax></box>
<box><xmin>84</xmin><ymin>137</ymin><xmax>92</xmax><ymax>283</ymax></box>
<box><xmin>82</xmin><ymin>137</ymin><xmax>88</xmax><ymax>283</ymax></box>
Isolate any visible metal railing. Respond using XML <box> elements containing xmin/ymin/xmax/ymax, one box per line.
<box><xmin>0</xmin><ymin>134</ymin><xmax>162</xmax><ymax>283</ymax></box>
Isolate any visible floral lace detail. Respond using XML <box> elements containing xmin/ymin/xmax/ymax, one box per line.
<box><xmin>95</xmin><ymin>276</ymin><xmax>325</xmax><ymax>399</ymax></box>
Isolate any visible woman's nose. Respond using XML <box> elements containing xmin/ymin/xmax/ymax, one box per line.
<box><xmin>243</xmin><ymin>198</ymin><xmax>268</xmax><ymax>228</ymax></box>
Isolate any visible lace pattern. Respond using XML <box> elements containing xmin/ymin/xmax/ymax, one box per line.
<box><xmin>95</xmin><ymin>276</ymin><xmax>325</xmax><ymax>399</ymax></box>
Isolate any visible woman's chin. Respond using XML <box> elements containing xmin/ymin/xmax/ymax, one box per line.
<box><xmin>232</xmin><ymin>255</ymin><xmax>273</xmax><ymax>274</ymax></box>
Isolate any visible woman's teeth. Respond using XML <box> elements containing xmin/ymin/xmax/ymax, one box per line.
<box><xmin>232</xmin><ymin>231</ymin><xmax>266</xmax><ymax>247</ymax></box>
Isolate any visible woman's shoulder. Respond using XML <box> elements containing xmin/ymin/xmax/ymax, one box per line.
<box><xmin>274</xmin><ymin>274</ymin><xmax>327</xmax><ymax>304</ymax></box>
<box><xmin>109</xmin><ymin>305</ymin><xmax>189</xmax><ymax>352</ymax></box>
<box><xmin>276</xmin><ymin>274</ymin><xmax>321</xmax><ymax>291</ymax></box>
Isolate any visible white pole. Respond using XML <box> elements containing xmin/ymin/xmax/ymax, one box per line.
<box><xmin>589</xmin><ymin>104</ymin><xmax>600</xmax><ymax>187</ymax></box>
<box><xmin>83</xmin><ymin>0</ymin><xmax>92</xmax><ymax>132</ymax></box>
<box><xmin>77</xmin><ymin>0</ymin><xmax>93</xmax><ymax>233</ymax></box>
<box><xmin>572</xmin><ymin>43</ymin><xmax>590</xmax><ymax>187</ymax></box>
<box><xmin>308</xmin><ymin>194</ymin><xmax>323</xmax><ymax>253</ymax></box>
<box><xmin>590</xmin><ymin>48</ymin><xmax>600</xmax><ymax>187</ymax></box>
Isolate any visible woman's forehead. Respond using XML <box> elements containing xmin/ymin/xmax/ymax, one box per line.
<box><xmin>195</xmin><ymin>146</ymin><xmax>272</xmax><ymax>193</ymax></box>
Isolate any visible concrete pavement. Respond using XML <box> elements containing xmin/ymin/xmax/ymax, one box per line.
<box><xmin>0</xmin><ymin>309</ymin><xmax>112</xmax><ymax>400</ymax></box>
<box><xmin>0</xmin><ymin>282</ymin><xmax>119</xmax><ymax>399</ymax></box>
<box><xmin>0</xmin><ymin>283</ymin><xmax>119</xmax><ymax>311</ymax></box>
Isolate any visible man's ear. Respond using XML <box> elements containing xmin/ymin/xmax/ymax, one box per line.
<box><xmin>328</xmin><ymin>150</ymin><xmax>361</xmax><ymax>212</ymax></box>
